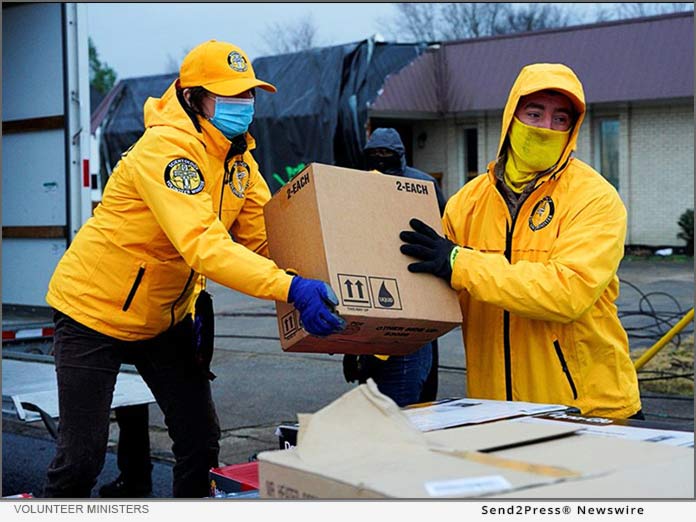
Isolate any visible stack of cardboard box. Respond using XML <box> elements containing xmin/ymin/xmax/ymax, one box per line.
<box><xmin>257</xmin><ymin>382</ymin><xmax>694</xmax><ymax>499</ymax></box>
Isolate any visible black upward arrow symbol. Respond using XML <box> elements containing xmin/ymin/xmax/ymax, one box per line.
<box><xmin>355</xmin><ymin>280</ymin><xmax>365</xmax><ymax>299</ymax></box>
<box><xmin>344</xmin><ymin>280</ymin><xmax>353</xmax><ymax>298</ymax></box>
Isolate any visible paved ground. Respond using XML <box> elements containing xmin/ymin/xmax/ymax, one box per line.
<box><xmin>162</xmin><ymin>257</ymin><xmax>696</xmax><ymax>464</ymax></box>
<box><xmin>2</xmin><ymin>257</ymin><xmax>693</xmax><ymax>497</ymax></box>
<box><xmin>1</xmin><ymin>431</ymin><xmax>174</xmax><ymax>499</ymax></box>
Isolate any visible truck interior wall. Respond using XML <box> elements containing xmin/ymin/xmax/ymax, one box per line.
<box><xmin>2</xmin><ymin>3</ymin><xmax>69</xmax><ymax>307</ymax></box>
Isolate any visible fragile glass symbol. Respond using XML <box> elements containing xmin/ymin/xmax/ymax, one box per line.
<box><xmin>378</xmin><ymin>282</ymin><xmax>395</xmax><ymax>307</ymax></box>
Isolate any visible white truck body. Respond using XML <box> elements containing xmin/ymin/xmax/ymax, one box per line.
<box><xmin>2</xmin><ymin>5</ymin><xmax>154</xmax><ymax>429</ymax></box>
<box><xmin>2</xmin><ymin>3</ymin><xmax>92</xmax><ymax>308</ymax></box>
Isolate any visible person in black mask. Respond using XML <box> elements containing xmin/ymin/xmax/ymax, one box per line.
<box><xmin>363</xmin><ymin>129</ymin><xmax>447</xmax><ymax>213</ymax></box>
<box><xmin>342</xmin><ymin>127</ymin><xmax>446</xmax><ymax>406</ymax></box>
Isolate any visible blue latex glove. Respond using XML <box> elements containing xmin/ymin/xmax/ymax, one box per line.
<box><xmin>288</xmin><ymin>276</ymin><xmax>346</xmax><ymax>337</ymax></box>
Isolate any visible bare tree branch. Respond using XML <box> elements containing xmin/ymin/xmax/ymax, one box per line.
<box><xmin>384</xmin><ymin>2</ymin><xmax>693</xmax><ymax>44</ymax></box>
<box><xmin>440</xmin><ymin>3</ymin><xmax>506</xmax><ymax>39</ymax></box>
<box><xmin>616</xmin><ymin>2</ymin><xmax>694</xmax><ymax>18</ymax></box>
<box><xmin>387</xmin><ymin>2</ymin><xmax>440</xmax><ymax>42</ymax></box>
<box><xmin>165</xmin><ymin>55</ymin><xmax>180</xmax><ymax>74</ymax></box>
<box><xmin>595</xmin><ymin>2</ymin><xmax>693</xmax><ymax>21</ymax></box>
<box><xmin>495</xmin><ymin>3</ymin><xmax>571</xmax><ymax>34</ymax></box>
<box><xmin>385</xmin><ymin>3</ymin><xmax>585</xmax><ymax>42</ymax></box>
<box><xmin>262</xmin><ymin>15</ymin><xmax>320</xmax><ymax>55</ymax></box>
<box><xmin>165</xmin><ymin>47</ymin><xmax>190</xmax><ymax>74</ymax></box>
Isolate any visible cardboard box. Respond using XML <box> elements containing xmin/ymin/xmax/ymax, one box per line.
<box><xmin>258</xmin><ymin>383</ymin><xmax>574</xmax><ymax>499</ymax></box>
<box><xmin>521</xmin><ymin>411</ymin><xmax>694</xmax><ymax>447</ymax></box>
<box><xmin>425</xmin><ymin>416</ymin><xmax>694</xmax><ymax>498</ymax></box>
<box><xmin>263</xmin><ymin>163</ymin><xmax>462</xmax><ymax>355</ymax></box>
<box><xmin>489</xmin><ymin>429</ymin><xmax>695</xmax><ymax>498</ymax></box>
<box><xmin>257</xmin><ymin>382</ymin><xmax>695</xmax><ymax>499</ymax></box>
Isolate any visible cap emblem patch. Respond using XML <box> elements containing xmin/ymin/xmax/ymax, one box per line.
<box><xmin>228</xmin><ymin>51</ymin><xmax>248</xmax><ymax>72</ymax></box>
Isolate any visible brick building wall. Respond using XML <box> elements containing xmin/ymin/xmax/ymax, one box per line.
<box><xmin>411</xmin><ymin>101</ymin><xmax>693</xmax><ymax>248</ymax></box>
<box><xmin>411</xmin><ymin>119</ymin><xmax>450</xmax><ymax>190</ymax></box>
<box><xmin>621</xmin><ymin>102</ymin><xmax>694</xmax><ymax>246</ymax></box>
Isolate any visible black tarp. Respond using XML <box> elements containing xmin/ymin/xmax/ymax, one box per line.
<box><xmin>251</xmin><ymin>39</ymin><xmax>425</xmax><ymax>193</ymax></box>
<box><xmin>97</xmin><ymin>40</ymin><xmax>425</xmax><ymax>193</ymax></box>
<box><xmin>99</xmin><ymin>73</ymin><xmax>177</xmax><ymax>172</ymax></box>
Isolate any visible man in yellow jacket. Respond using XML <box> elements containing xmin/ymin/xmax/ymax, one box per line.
<box><xmin>400</xmin><ymin>63</ymin><xmax>641</xmax><ymax>419</ymax></box>
<box><xmin>43</xmin><ymin>40</ymin><xmax>345</xmax><ymax>498</ymax></box>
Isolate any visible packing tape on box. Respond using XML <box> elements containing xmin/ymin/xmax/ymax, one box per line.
<box><xmin>431</xmin><ymin>448</ymin><xmax>582</xmax><ymax>479</ymax></box>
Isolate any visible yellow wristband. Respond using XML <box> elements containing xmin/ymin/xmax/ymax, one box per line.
<box><xmin>449</xmin><ymin>246</ymin><xmax>461</xmax><ymax>269</ymax></box>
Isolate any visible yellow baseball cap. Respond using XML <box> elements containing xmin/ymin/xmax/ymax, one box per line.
<box><xmin>179</xmin><ymin>40</ymin><xmax>277</xmax><ymax>96</ymax></box>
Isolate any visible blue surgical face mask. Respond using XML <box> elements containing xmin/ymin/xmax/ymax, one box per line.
<box><xmin>208</xmin><ymin>96</ymin><xmax>255</xmax><ymax>140</ymax></box>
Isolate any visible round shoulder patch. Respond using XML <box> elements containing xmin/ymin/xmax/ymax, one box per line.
<box><xmin>529</xmin><ymin>196</ymin><xmax>555</xmax><ymax>231</ymax></box>
<box><xmin>229</xmin><ymin>160</ymin><xmax>251</xmax><ymax>199</ymax></box>
<box><xmin>164</xmin><ymin>158</ymin><xmax>205</xmax><ymax>195</ymax></box>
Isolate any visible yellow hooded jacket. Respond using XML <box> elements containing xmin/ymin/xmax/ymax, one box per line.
<box><xmin>46</xmin><ymin>82</ymin><xmax>293</xmax><ymax>340</ymax></box>
<box><xmin>442</xmin><ymin>64</ymin><xmax>641</xmax><ymax>418</ymax></box>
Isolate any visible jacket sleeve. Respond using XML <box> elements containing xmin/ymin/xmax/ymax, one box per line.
<box><xmin>446</xmin><ymin>186</ymin><xmax>627</xmax><ymax>323</ymax></box>
<box><xmin>130</xmin><ymin>131</ymin><xmax>292</xmax><ymax>302</ymax></box>
<box><xmin>230</xmin><ymin>152</ymin><xmax>271</xmax><ymax>258</ymax></box>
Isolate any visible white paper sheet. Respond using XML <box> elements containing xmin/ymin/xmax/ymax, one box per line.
<box><xmin>516</xmin><ymin>416</ymin><xmax>694</xmax><ymax>447</ymax></box>
<box><xmin>403</xmin><ymin>397</ymin><xmax>569</xmax><ymax>431</ymax></box>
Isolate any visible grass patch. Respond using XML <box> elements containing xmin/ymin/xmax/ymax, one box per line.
<box><xmin>632</xmin><ymin>335</ymin><xmax>694</xmax><ymax>397</ymax></box>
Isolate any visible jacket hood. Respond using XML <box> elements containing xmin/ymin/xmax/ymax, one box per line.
<box><xmin>365</xmin><ymin>127</ymin><xmax>407</xmax><ymax>173</ymax></box>
<box><xmin>143</xmin><ymin>81</ymin><xmax>197</xmax><ymax>136</ymax></box>
<box><xmin>496</xmin><ymin>63</ymin><xmax>586</xmax><ymax>172</ymax></box>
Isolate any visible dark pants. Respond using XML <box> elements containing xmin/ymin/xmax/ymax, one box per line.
<box><xmin>114</xmin><ymin>404</ymin><xmax>152</xmax><ymax>488</ymax></box>
<box><xmin>43</xmin><ymin>311</ymin><xmax>220</xmax><ymax>498</ymax></box>
<box><xmin>419</xmin><ymin>339</ymin><xmax>439</xmax><ymax>403</ymax></box>
<box><xmin>629</xmin><ymin>409</ymin><xmax>645</xmax><ymax>420</ymax></box>
<box><xmin>358</xmin><ymin>343</ymin><xmax>433</xmax><ymax>407</ymax></box>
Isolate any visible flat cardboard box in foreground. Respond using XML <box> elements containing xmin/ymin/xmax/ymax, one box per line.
<box><xmin>264</xmin><ymin>163</ymin><xmax>462</xmax><ymax>355</ymax></box>
<box><xmin>257</xmin><ymin>382</ymin><xmax>694</xmax><ymax>499</ymax></box>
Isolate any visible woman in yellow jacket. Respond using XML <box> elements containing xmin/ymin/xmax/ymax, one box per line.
<box><xmin>43</xmin><ymin>40</ymin><xmax>345</xmax><ymax>498</ymax></box>
<box><xmin>400</xmin><ymin>63</ymin><xmax>641</xmax><ymax>420</ymax></box>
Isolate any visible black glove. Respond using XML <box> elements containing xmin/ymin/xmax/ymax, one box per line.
<box><xmin>399</xmin><ymin>218</ymin><xmax>458</xmax><ymax>282</ymax></box>
<box><xmin>193</xmin><ymin>289</ymin><xmax>216</xmax><ymax>381</ymax></box>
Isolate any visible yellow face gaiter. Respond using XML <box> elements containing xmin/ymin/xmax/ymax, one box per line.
<box><xmin>504</xmin><ymin>117</ymin><xmax>570</xmax><ymax>193</ymax></box>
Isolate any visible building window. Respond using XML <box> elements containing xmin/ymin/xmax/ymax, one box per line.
<box><xmin>461</xmin><ymin>127</ymin><xmax>479</xmax><ymax>183</ymax></box>
<box><xmin>595</xmin><ymin>118</ymin><xmax>620</xmax><ymax>190</ymax></box>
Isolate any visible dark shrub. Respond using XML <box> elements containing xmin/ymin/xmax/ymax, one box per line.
<box><xmin>677</xmin><ymin>209</ymin><xmax>694</xmax><ymax>256</ymax></box>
